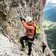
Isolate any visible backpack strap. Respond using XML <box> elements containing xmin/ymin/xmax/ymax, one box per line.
<box><xmin>34</xmin><ymin>26</ymin><xmax>36</xmax><ymax>36</ymax></box>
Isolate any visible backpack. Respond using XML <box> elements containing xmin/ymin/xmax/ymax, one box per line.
<box><xmin>35</xmin><ymin>26</ymin><xmax>40</xmax><ymax>34</ymax></box>
<box><xmin>34</xmin><ymin>25</ymin><xmax>40</xmax><ymax>39</ymax></box>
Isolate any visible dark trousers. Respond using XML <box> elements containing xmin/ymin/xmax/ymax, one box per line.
<box><xmin>42</xmin><ymin>44</ymin><xmax>46</xmax><ymax>53</ymax></box>
<box><xmin>20</xmin><ymin>36</ymin><xmax>34</xmax><ymax>55</ymax></box>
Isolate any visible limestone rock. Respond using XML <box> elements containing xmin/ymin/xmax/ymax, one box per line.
<box><xmin>0</xmin><ymin>0</ymin><xmax>54</xmax><ymax>56</ymax></box>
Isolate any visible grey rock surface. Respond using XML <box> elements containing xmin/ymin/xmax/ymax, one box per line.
<box><xmin>0</xmin><ymin>0</ymin><xmax>54</xmax><ymax>56</ymax></box>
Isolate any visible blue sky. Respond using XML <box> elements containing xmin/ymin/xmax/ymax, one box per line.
<box><xmin>46</xmin><ymin>0</ymin><xmax>56</xmax><ymax>4</ymax></box>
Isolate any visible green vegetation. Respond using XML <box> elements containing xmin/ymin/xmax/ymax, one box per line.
<box><xmin>43</xmin><ymin>20</ymin><xmax>56</xmax><ymax>56</ymax></box>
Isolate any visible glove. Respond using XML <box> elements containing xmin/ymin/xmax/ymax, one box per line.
<box><xmin>20</xmin><ymin>17</ymin><xmax>25</xmax><ymax>21</ymax></box>
<box><xmin>20</xmin><ymin>17</ymin><xmax>23</xmax><ymax>21</ymax></box>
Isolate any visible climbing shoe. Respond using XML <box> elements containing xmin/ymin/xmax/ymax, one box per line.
<box><xmin>27</xmin><ymin>53</ymin><xmax>31</xmax><ymax>56</ymax></box>
<box><xmin>20</xmin><ymin>48</ymin><xmax>25</xmax><ymax>51</ymax></box>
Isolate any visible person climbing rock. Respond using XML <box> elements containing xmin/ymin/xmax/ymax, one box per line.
<box><xmin>19</xmin><ymin>16</ymin><xmax>35</xmax><ymax>56</ymax></box>
<box><xmin>42</xmin><ymin>42</ymin><xmax>47</xmax><ymax>53</ymax></box>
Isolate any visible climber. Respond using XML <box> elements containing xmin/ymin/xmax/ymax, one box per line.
<box><xmin>42</xmin><ymin>42</ymin><xmax>47</xmax><ymax>53</ymax></box>
<box><xmin>19</xmin><ymin>16</ymin><xmax>35</xmax><ymax>56</ymax></box>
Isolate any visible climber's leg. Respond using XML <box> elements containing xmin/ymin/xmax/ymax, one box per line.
<box><xmin>20</xmin><ymin>36</ymin><xmax>28</xmax><ymax>49</ymax></box>
<box><xmin>27</xmin><ymin>37</ymin><xmax>34</xmax><ymax>55</ymax></box>
<box><xmin>43</xmin><ymin>46</ymin><xmax>46</xmax><ymax>53</ymax></box>
<box><xmin>42</xmin><ymin>43</ymin><xmax>47</xmax><ymax>53</ymax></box>
<box><xmin>28</xmin><ymin>41</ymin><xmax>32</xmax><ymax>55</ymax></box>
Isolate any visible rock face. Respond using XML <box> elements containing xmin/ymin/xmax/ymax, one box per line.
<box><xmin>0</xmin><ymin>0</ymin><xmax>54</xmax><ymax>56</ymax></box>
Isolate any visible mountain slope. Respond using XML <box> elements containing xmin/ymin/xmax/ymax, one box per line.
<box><xmin>43</xmin><ymin>3</ymin><xmax>56</xmax><ymax>22</ymax></box>
<box><xmin>42</xmin><ymin>20</ymin><xmax>56</xmax><ymax>56</ymax></box>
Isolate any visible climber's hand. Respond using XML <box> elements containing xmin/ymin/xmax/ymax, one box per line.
<box><xmin>20</xmin><ymin>17</ymin><xmax>23</xmax><ymax>21</ymax></box>
<box><xmin>20</xmin><ymin>17</ymin><xmax>25</xmax><ymax>21</ymax></box>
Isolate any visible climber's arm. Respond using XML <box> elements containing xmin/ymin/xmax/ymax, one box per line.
<box><xmin>21</xmin><ymin>21</ymin><xmax>34</xmax><ymax>29</ymax></box>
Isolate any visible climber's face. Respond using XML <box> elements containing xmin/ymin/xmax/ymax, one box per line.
<box><xmin>27</xmin><ymin>21</ymin><xmax>33</xmax><ymax>25</ymax></box>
